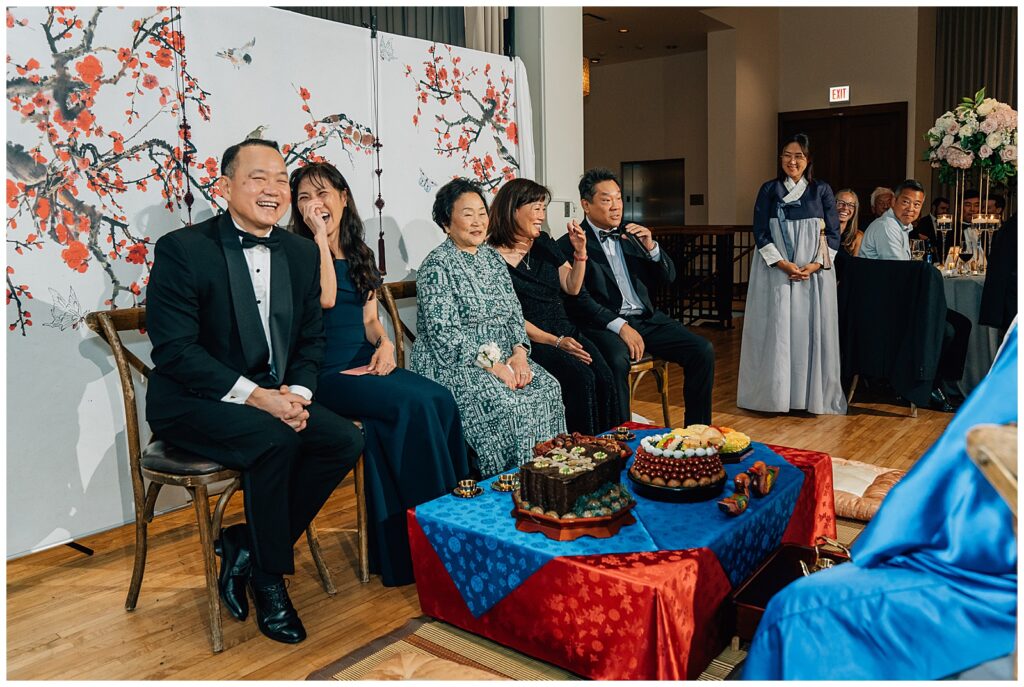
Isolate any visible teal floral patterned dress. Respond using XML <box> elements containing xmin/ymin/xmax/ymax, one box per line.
<box><xmin>411</xmin><ymin>239</ymin><xmax>566</xmax><ymax>476</ymax></box>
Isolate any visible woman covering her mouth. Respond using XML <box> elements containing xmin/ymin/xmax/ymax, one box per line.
<box><xmin>737</xmin><ymin>133</ymin><xmax>847</xmax><ymax>415</ymax></box>
<box><xmin>410</xmin><ymin>177</ymin><xmax>566</xmax><ymax>477</ymax></box>
<box><xmin>289</xmin><ymin>161</ymin><xmax>470</xmax><ymax>588</ymax></box>
<box><xmin>486</xmin><ymin>177</ymin><xmax>625</xmax><ymax>435</ymax></box>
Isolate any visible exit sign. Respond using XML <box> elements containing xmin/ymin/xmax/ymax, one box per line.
<box><xmin>829</xmin><ymin>85</ymin><xmax>850</xmax><ymax>103</ymax></box>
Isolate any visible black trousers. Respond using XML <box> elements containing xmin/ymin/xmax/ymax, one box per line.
<box><xmin>938</xmin><ymin>309</ymin><xmax>972</xmax><ymax>385</ymax></box>
<box><xmin>584</xmin><ymin>313</ymin><xmax>715</xmax><ymax>426</ymax></box>
<box><xmin>151</xmin><ymin>400</ymin><xmax>363</xmax><ymax>575</ymax></box>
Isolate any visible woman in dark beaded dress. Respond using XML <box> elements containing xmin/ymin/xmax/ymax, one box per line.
<box><xmin>487</xmin><ymin>178</ymin><xmax>624</xmax><ymax>434</ymax></box>
<box><xmin>290</xmin><ymin>162</ymin><xmax>468</xmax><ymax>587</ymax></box>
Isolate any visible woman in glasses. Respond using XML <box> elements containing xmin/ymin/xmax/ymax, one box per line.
<box><xmin>835</xmin><ymin>189</ymin><xmax>862</xmax><ymax>256</ymax></box>
<box><xmin>737</xmin><ymin>133</ymin><xmax>847</xmax><ymax>415</ymax></box>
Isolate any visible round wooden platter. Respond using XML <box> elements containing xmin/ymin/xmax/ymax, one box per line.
<box><xmin>719</xmin><ymin>445</ymin><xmax>754</xmax><ymax>464</ymax></box>
<box><xmin>510</xmin><ymin>491</ymin><xmax>637</xmax><ymax>541</ymax></box>
<box><xmin>627</xmin><ymin>470</ymin><xmax>727</xmax><ymax>503</ymax></box>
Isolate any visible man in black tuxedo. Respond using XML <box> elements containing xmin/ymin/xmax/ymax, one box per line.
<box><xmin>145</xmin><ymin>139</ymin><xmax>363</xmax><ymax>643</ymax></box>
<box><xmin>557</xmin><ymin>168</ymin><xmax>715</xmax><ymax>425</ymax></box>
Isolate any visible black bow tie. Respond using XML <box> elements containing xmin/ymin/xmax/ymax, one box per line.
<box><xmin>598</xmin><ymin>228</ymin><xmax>620</xmax><ymax>242</ymax></box>
<box><xmin>238</xmin><ymin>230</ymin><xmax>280</xmax><ymax>250</ymax></box>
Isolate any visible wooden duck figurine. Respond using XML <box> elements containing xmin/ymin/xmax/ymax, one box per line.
<box><xmin>747</xmin><ymin>460</ymin><xmax>780</xmax><ymax>497</ymax></box>
<box><xmin>717</xmin><ymin>473</ymin><xmax>751</xmax><ymax>516</ymax></box>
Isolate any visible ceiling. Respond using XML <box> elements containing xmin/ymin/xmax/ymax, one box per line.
<box><xmin>583</xmin><ymin>6</ymin><xmax>732</xmax><ymax>66</ymax></box>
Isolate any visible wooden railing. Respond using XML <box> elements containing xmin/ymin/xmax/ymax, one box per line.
<box><xmin>649</xmin><ymin>225</ymin><xmax>755</xmax><ymax>328</ymax></box>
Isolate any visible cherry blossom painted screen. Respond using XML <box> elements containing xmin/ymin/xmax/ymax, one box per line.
<box><xmin>5</xmin><ymin>6</ymin><xmax>534</xmax><ymax>557</ymax></box>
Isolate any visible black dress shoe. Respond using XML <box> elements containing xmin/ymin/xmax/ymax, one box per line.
<box><xmin>929</xmin><ymin>387</ymin><xmax>956</xmax><ymax>413</ymax></box>
<box><xmin>216</xmin><ymin>524</ymin><xmax>251</xmax><ymax>621</ymax></box>
<box><xmin>250</xmin><ymin>580</ymin><xmax>306</xmax><ymax>644</ymax></box>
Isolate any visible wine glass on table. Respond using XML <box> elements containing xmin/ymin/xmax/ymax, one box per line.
<box><xmin>909</xmin><ymin>239</ymin><xmax>926</xmax><ymax>261</ymax></box>
<box><xmin>958</xmin><ymin>235</ymin><xmax>975</xmax><ymax>276</ymax></box>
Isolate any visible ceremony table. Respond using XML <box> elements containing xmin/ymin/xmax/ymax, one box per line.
<box><xmin>408</xmin><ymin>425</ymin><xmax>836</xmax><ymax>680</ymax></box>
<box><xmin>942</xmin><ymin>274</ymin><xmax>1001</xmax><ymax>394</ymax></box>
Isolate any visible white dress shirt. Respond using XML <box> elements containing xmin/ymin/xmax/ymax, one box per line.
<box><xmin>587</xmin><ymin>220</ymin><xmax>661</xmax><ymax>335</ymax></box>
<box><xmin>860</xmin><ymin>209</ymin><xmax>912</xmax><ymax>261</ymax></box>
<box><xmin>222</xmin><ymin>218</ymin><xmax>312</xmax><ymax>404</ymax></box>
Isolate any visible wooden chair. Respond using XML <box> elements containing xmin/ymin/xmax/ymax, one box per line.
<box><xmin>379</xmin><ymin>280</ymin><xmax>418</xmax><ymax>367</ymax></box>
<box><xmin>86</xmin><ymin>307</ymin><xmax>367</xmax><ymax>653</ymax></box>
<box><xmin>628</xmin><ymin>355</ymin><xmax>672</xmax><ymax>427</ymax></box>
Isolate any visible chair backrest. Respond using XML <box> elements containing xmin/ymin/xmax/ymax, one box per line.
<box><xmin>85</xmin><ymin>307</ymin><xmax>150</xmax><ymax>480</ymax></box>
<box><xmin>379</xmin><ymin>281</ymin><xmax>417</xmax><ymax>368</ymax></box>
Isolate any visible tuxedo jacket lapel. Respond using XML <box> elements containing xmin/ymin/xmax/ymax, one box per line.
<box><xmin>581</xmin><ymin>218</ymin><xmax>623</xmax><ymax>311</ymax></box>
<box><xmin>217</xmin><ymin>215</ymin><xmax>271</xmax><ymax>373</ymax></box>
<box><xmin>268</xmin><ymin>243</ymin><xmax>293</xmax><ymax>382</ymax></box>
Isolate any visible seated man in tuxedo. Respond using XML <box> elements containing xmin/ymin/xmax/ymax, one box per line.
<box><xmin>859</xmin><ymin>179</ymin><xmax>971</xmax><ymax>410</ymax></box>
<box><xmin>557</xmin><ymin>168</ymin><xmax>715</xmax><ymax>426</ymax></box>
<box><xmin>145</xmin><ymin>139</ymin><xmax>363</xmax><ymax>643</ymax></box>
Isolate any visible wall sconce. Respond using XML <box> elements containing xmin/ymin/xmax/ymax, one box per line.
<box><xmin>583</xmin><ymin>56</ymin><xmax>590</xmax><ymax>96</ymax></box>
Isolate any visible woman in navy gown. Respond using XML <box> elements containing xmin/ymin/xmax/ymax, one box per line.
<box><xmin>290</xmin><ymin>162</ymin><xmax>468</xmax><ymax>587</ymax></box>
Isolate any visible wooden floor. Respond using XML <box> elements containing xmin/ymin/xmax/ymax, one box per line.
<box><xmin>7</xmin><ymin>318</ymin><xmax>953</xmax><ymax>679</ymax></box>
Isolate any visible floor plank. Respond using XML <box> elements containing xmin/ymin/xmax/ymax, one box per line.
<box><xmin>6</xmin><ymin>318</ymin><xmax>951</xmax><ymax>679</ymax></box>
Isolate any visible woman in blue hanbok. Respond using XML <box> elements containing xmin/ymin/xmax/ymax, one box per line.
<box><xmin>744</xmin><ymin>322</ymin><xmax>1018</xmax><ymax>680</ymax></box>
<box><xmin>737</xmin><ymin>133</ymin><xmax>847</xmax><ymax>414</ymax></box>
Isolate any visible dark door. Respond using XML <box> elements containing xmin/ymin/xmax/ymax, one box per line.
<box><xmin>779</xmin><ymin>102</ymin><xmax>907</xmax><ymax>224</ymax></box>
<box><xmin>621</xmin><ymin>158</ymin><xmax>685</xmax><ymax>227</ymax></box>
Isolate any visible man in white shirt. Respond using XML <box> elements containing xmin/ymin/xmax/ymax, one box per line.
<box><xmin>860</xmin><ymin>180</ymin><xmax>925</xmax><ymax>260</ymax></box>
<box><xmin>860</xmin><ymin>179</ymin><xmax>971</xmax><ymax>411</ymax></box>
<box><xmin>146</xmin><ymin>139</ymin><xmax>363</xmax><ymax>643</ymax></box>
<box><xmin>558</xmin><ymin>168</ymin><xmax>715</xmax><ymax>425</ymax></box>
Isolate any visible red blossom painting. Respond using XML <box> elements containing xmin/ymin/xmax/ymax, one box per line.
<box><xmin>6</xmin><ymin>6</ymin><xmax>214</xmax><ymax>335</ymax></box>
<box><xmin>406</xmin><ymin>43</ymin><xmax>520</xmax><ymax>191</ymax></box>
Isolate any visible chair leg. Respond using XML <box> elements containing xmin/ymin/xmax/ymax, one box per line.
<box><xmin>355</xmin><ymin>455</ymin><xmax>369</xmax><ymax>584</ymax></box>
<box><xmin>211</xmin><ymin>478</ymin><xmax>241</xmax><ymax>538</ymax></box>
<box><xmin>306</xmin><ymin>521</ymin><xmax>337</xmax><ymax>596</ymax></box>
<box><xmin>629</xmin><ymin>371</ymin><xmax>647</xmax><ymax>422</ymax></box>
<box><xmin>656</xmin><ymin>365</ymin><xmax>672</xmax><ymax>427</ymax></box>
<box><xmin>125</xmin><ymin>481</ymin><xmax>162</xmax><ymax>611</ymax></box>
<box><xmin>909</xmin><ymin>403</ymin><xmax>918</xmax><ymax>418</ymax></box>
<box><xmin>846</xmin><ymin>374</ymin><xmax>860</xmax><ymax>405</ymax></box>
<box><xmin>142</xmin><ymin>481</ymin><xmax>162</xmax><ymax>524</ymax></box>
<box><xmin>191</xmin><ymin>484</ymin><xmax>225</xmax><ymax>653</ymax></box>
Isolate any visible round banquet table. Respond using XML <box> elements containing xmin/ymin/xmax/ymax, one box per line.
<box><xmin>942</xmin><ymin>273</ymin><xmax>1001</xmax><ymax>395</ymax></box>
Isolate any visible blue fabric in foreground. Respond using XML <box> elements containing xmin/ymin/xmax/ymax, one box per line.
<box><xmin>744</xmin><ymin>325</ymin><xmax>1018</xmax><ymax>680</ymax></box>
<box><xmin>415</xmin><ymin>433</ymin><xmax>803</xmax><ymax>617</ymax></box>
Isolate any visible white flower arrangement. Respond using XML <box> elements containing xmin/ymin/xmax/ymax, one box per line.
<box><xmin>475</xmin><ymin>342</ymin><xmax>503</xmax><ymax>369</ymax></box>
<box><xmin>925</xmin><ymin>88</ymin><xmax>1018</xmax><ymax>184</ymax></box>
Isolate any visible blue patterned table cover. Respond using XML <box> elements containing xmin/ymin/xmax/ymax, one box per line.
<box><xmin>414</xmin><ymin>429</ymin><xmax>804</xmax><ymax>617</ymax></box>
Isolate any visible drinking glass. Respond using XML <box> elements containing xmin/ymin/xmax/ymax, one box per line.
<box><xmin>909</xmin><ymin>239</ymin><xmax>926</xmax><ymax>261</ymax></box>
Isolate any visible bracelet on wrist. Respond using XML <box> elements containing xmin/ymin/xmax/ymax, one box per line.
<box><xmin>573</xmin><ymin>253</ymin><xmax>588</xmax><ymax>262</ymax></box>
<box><xmin>554</xmin><ymin>335</ymin><xmax>565</xmax><ymax>349</ymax></box>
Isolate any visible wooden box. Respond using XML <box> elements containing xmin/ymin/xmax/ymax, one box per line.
<box><xmin>730</xmin><ymin>544</ymin><xmax>850</xmax><ymax>642</ymax></box>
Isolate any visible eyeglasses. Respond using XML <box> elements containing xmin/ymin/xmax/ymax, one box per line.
<box><xmin>780</xmin><ymin>153</ymin><xmax>807</xmax><ymax>161</ymax></box>
<box><xmin>836</xmin><ymin>201</ymin><xmax>857</xmax><ymax>210</ymax></box>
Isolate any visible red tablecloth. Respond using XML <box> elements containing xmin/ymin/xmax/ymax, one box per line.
<box><xmin>410</xmin><ymin>443</ymin><xmax>836</xmax><ymax>680</ymax></box>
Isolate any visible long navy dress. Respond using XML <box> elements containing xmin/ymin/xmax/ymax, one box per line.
<box><xmin>315</xmin><ymin>260</ymin><xmax>469</xmax><ymax>587</ymax></box>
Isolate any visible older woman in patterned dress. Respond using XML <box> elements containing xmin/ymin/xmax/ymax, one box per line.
<box><xmin>411</xmin><ymin>178</ymin><xmax>566</xmax><ymax>477</ymax></box>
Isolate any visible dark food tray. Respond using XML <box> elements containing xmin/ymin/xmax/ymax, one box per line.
<box><xmin>718</xmin><ymin>445</ymin><xmax>754</xmax><ymax>464</ymax></box>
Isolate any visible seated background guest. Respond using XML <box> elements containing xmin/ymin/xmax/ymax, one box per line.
<box><xmin>868</xmin><ymin>185</ymin><xmax>895</xmax><ymax>224</ymax></box>
<box><xmin>411</xmin><ymin>178</ymin><xmax>565</xmax><ymax>477</ymax></box>
<box><xmin>487</xmin><ymin>178</ymin><xmax>624</xmax><ymax>435</ymax></box>
<box><xmin>290</xmin><ymin>162</ymin><xmax>469</xmax><ymax>587</ymax></box>
<box><xmin>737</xmin><ymin>133</ymin><xmax>846</xmax><ymax>415</ymax></box>
<box><xmin>557</xmin><ymin>168</ymin><xmax>715</xmax><ymax>426</ymax></box>
<box><xmin>859</xmin><ymin>179</ymin><xmax>971</xmax><ymax>410</ymax></box>
<box><xmin>836</xmin><ymin>188</ymin><xmax>863</xmax><ymax>257</ymax></box>
<box><xmin>744</xmin><ymin>324</ymin><xmax>1018</xmax><ymax>680</ymax></box>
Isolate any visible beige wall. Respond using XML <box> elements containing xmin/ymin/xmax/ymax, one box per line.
<box><xmin>778</xmin><ymin>7</ymin><xmax>926</xmax><ymax>176</ymax></box>
<box><xmin>583</xmin><ymin>51</ymin><xmax>709</xmax><ymax>225</ymax></box>
<box><xmin>515</xmin><ymin>7</ymin><xmax>585</xmax><ymax>237</ymax></box>
<box><xmin>704</xmin><ymin>8</ymin><xmax>781</xmax><ymax>224</ymax></box>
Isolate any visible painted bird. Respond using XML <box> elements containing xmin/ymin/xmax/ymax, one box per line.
<box><xmin>245</xmin><ymin>125</ymin><xmax>268</xmax><ymax>141</ymax></box>
<box><xmin>747</xmin><ymin>461</ymin><xmax>780</xmax><ymax>497</ymax></box>
<box><xmin>717</xmin><ymin>473</ymin><xmax>751</xmax><ymax>516</ymax></box>
<box><xmin>216</xmin><ymin>37</ymin><xmax>255</xmax><ymax>69</ymax></box>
